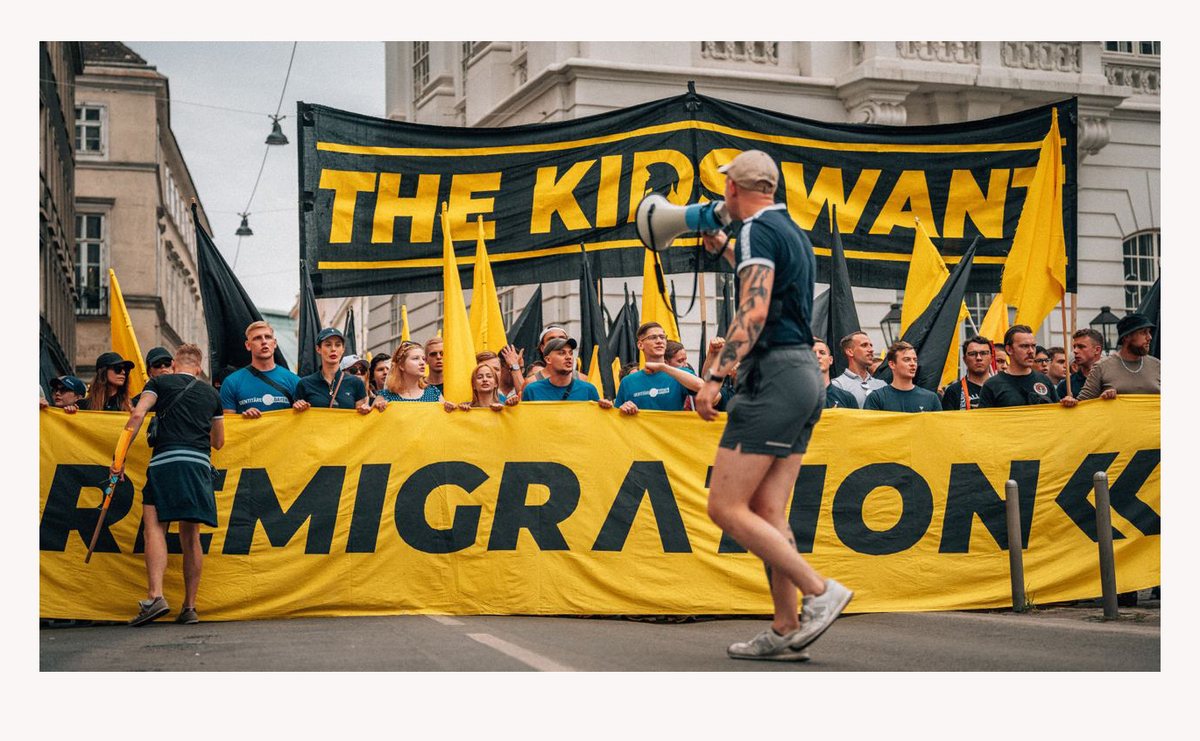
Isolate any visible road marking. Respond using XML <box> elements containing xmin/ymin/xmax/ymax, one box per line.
<box><xmin>467</xmin><ymin>633</ymin><xmax>576</xmax><ymax>672</ymax></box>
<box><xmin>426</xmin><ymin>615</ymin><xmax>464</xmax><ymax>626</ymax></box>
<box><xmin>925</xmin><ymin>611</ymin><xmax>1160</xmax><ymax>636</ymax></box>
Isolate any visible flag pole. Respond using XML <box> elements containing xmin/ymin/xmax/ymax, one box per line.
<box><xmin>1061</xmin><ymin>297</ymin><xmax>1072</xmax><ymax>398</ymax></box>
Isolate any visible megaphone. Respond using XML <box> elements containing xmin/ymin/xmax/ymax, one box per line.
<box><xmin>635</xmin><ymin>194</ymin><xmax>730</xmax><ymax>252</ymax></box>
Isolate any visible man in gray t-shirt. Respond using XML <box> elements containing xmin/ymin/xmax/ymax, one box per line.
<box><xmin>1066</xmin><ymin>314</ymin><xmax>1160</xmax><ymax>404</ymax></box>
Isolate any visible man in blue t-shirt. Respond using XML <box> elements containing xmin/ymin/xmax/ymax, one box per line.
<box><xmin>614</xmin><ymin>321</ymin><xmax>699</xmax><ymax>413</ymax></box>
<box><xmin>863</xmin><ymin>341</ymin><xmax>942</xmax><ymax>412</ymax></box>
<box><xmin>219</xmin><ymin>320</ymin><xmax>301</xmax><ymax>418</ymax></box>
<box><xmin>522</xmin><ymin>337</ymin><xmax>615</xmax><ymax>406</ymax></box>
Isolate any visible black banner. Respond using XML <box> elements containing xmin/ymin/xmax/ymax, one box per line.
<box><xmin>297</xmin><ymin>91</ymin><xmax>1077</xmax><ymax>298</ymax></box>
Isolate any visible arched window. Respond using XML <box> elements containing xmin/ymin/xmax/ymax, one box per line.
<box><xmin>1123</xmin><ymin>230</ymin><xmax>1160</xmax><ymax>312</ymax></box>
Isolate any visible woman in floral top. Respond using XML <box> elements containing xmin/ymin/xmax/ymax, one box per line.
<box><xmin>379</xmin><ymin>342</ymin><xmax>443</xmax><ymax>403</ymax></box>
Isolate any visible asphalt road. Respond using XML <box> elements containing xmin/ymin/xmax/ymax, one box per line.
<box><xmin>41</xmin><ymin>605</ymin><xmax>1159</xmax><ymax>671</ymax></box>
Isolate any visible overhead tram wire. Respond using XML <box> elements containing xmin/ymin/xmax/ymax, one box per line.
<box><xmin>232</xmin><ymin>42</ymin><xmax>298</xmax><ymax>271</ymax></box>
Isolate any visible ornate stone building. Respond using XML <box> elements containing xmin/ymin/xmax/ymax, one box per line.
<box><xmin>72</xmin><ymin>42</ymin><xmax>213</xmax><ymax>379</ymax></box>
<box><xmin>40</xmin><ymin>42</ymin><xmax>84</xmax><ymax>391</ymax></box>
<box><xmin>370</xmin><ymin>41</ymin><xmax>1159</xmax><ymax>364</ymax></box>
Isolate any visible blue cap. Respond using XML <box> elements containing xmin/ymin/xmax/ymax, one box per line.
<box><xmin>315</xmin><ymin>327</ymin><xmax>345</xmax><ymax>344</ymax></box>
<box><xmin>50</xmin><ymin>375</ymin><xmax>87</xmax><ymax>397</ymax></box>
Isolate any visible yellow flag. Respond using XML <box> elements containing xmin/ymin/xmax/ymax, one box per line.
<box><xmin>639</xmin><ymin>250</ymin><xmax>680</xmax><ymax>365</ymax></box>
<box><xmin>586</xmin><ymin>346</ymin><xmax>621</xmax><ymax>398</ymax></box>
<box><xmin>900</xmin><ymin>219</ymin><xmax>949</xmax><ymax>337</ymax></box>
<box><xmin>468</xmin><ymin>216</ymin><xmax>508</xmax><ymax>354</ymax></box>
<box><xmin>1001</xmin><ymin>107</ymin><xmax>1066</xmax><ymax>331</ymax></box>
<box><xmin>400</xmin><ymin>304</ymin><xmax>410</xmax><ymax>342</ymax></box>
<box><xmin>108</xmin><ymin>269</ymin><xmax>148</xmax><ymax>396</ymax></box>
<box><xmin>439</xmin><ymin>204</ymin><xmax>475</xmax><ymax>404</ymax></box>
<box><xmin>978</xmin><ymin>293</ymin><xmax>1010</xmax><ymax>346</ymax></box>
<box><xmin>899</xmin><ymin>221</ymin><xmax>966</xmax><ymax>388</ymax></box>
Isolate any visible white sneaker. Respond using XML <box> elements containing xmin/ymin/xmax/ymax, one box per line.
<box><xmin>727</xmin><ymin>628</ymin><xmax>812</xmax><ymax>661</ymax></box>
<box><xmin>790</xmin><ymin>579</ymin><xmax>853</xmax><ymax>651</ymax></box>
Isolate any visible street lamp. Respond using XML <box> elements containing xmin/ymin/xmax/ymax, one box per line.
<box><xmin>265</xmin><ymin>115</ymin><xmax>289</xmax><ymax>146</ymax></box>
<box><xmin>235</xmin><ymin>213</ymin><xmax>254</xmax><ymax>237</ymax></box>
<box><xmin>1089</xmin><ymin>306</ymin><xmax>1121</xmax><ymax>353</ymax></box>
<box><xmin>880</xmin><ymin>303</ymin><xmax>902</xmax><ymax>347</ymax></box>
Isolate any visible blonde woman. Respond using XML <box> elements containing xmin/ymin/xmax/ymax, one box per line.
<box><xmin>457</xmin><ymin>362</ymin><xmax>520</xmax><ymax>412</ymax></box>
<box><xmin>379</xmin><ymin>342</ymin><xmax>443</xmax><ymax>403</ymax></box>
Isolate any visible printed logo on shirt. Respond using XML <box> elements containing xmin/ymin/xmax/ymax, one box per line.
<box><xmin>262</xmin><ymin>393</ymin><xmax>277</xmax><ymax>406</ymax></box>
<box><xmin>1033</xmin><ymin>383</ymin><xmax>1049</xmax><ymax>396</ymax></box>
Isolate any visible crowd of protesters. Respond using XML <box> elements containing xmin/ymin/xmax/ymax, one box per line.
<box><xmin>41</xmin><ymin>311</ymin><xmax>1160</xmax><ymax>422</ymax></box>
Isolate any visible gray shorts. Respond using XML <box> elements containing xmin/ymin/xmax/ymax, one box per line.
<box><xmin>718</xmin><ymin>345</ymin><xmax>825</xmax><ymax>458</ymax></box>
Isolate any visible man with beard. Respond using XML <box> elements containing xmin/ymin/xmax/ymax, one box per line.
<box><xmin>1066</xmin><ymin>314</ymin><xmax>1159</xmax><ymax>403</ymax></box>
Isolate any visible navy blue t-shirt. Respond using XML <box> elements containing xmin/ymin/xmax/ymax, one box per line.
<box><xmin>220</xmin><ymin>365</ymin><xmax>300</xmax><ymax>413</ymax></box>
<box><xmin>614</xmin><ymin>367</ymin><xmax>695</xmax><ymax>410</ymax></box>
<box><xmin>734</xmin><ymin>203</ymin><xmax>815</xmax><ymax>349</ymax></box>
<box><xmin>295</xmin><ymin>370</ymin><xmax>367</xmax><ymax>409</ymax></box>
<box><xmin>824</xmin><ymin>383</ymin><xmax>859</xmax><ymax>409</ymax></box>
<box><xmin>522</xmin><ymin>377</ymin><xmax>600</xmax><ymax>402</ymax></box>
<box><xmin>863</xmin><ymin>384</ymin><xmax>942</xmax><ymax>413</ymax></box>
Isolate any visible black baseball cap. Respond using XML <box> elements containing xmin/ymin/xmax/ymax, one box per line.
<box><xmin>543</xmin><ymin>337</ymin><xmax>578</xmax><ymax>354</ymax></box>
<box><xmin>50</xmin><ymin>375</ymin><xmax>87</xmax><ymax>397</ymax></box>
<box><xmin>316</xmin><ymin>327</ymin><xmax>346</xmax><ymax>344</ymax></box>
<box><xmin>1117</xmin><ymin>313</ymin><xmax>1156</xmax><ymax>340</ymax></box>
<box><xmin>95</xmin><ymin>352</ymin><xmax>134</xmax><ymax>374</ymax></box>
<box><xmin>145</xmin><ymin>346</ymin><xmax>173</xmax><ymax>366</ymax></box>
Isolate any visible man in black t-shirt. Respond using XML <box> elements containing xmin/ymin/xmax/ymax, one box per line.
<box><xmin>695</xmin><ymin>150</ymin><xmax>852</xmax><ymax>662</ymax></box>
<box><xmin>864</xmin><ymin>342</ymin><xmax>941</xmax><ymax>412</ymax></box>
<box><xmin>109</xmin><ymin>343</ymin><xmax>225</xmax><ymax>627</ymax></box>
<box><xmin>978</xmin><ymin>325</ymin><xmax>1059</xmax><ymax>408</ymax></box>
<box><xmin>941</xmin><ymin>336</ymin><xmax>993</xmax><ymax>411</ymax></box>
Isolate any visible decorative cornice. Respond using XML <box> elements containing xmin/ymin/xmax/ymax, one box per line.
<box><xmin>1001</xmin><ymin>42</ymin><xmax>1081</xmax><ymax>73</ymax></box>
<box><xmin>1105</xmin><ymin>62</ymin><xmax>1160</xmax><ymax>96</ymax></box>
<box><xmin>701</xmin><ymin>41</ymin><xmax>779</xmax><ymax>65</ymax></box>
<box><xmin>836</xmin><ymin>79</ymin><xmax>919</xmax><ymax>126</ymax></box>
<box><xmin>1077</xmin><ymin>116</ymin><xmax>1111</xmax><ymax>158</ymax></box>
<box><xmin>895</xmin><ymin>41</ymin><xmax>980</xmax><ymax>65</ymax></box>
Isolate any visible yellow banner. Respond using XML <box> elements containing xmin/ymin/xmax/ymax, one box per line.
<box><xmin>39</xmin><ymin>397</ymin><xmax>1160</xmax><ymax>621</ymax></box>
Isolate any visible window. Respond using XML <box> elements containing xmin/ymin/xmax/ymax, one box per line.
<box><xmin>1123</xmin><ymin>230</ymin><xmax>1160</xmax><ymax>313</ymax></box>
<box><xmin>1105</xmin><ymin>41</ymin><xmax>1160</xmax><ymax>55</ymax></box>
<box><xmin>389</xmin><ymin>296</ymin><xmax>403</xmax><ymax>339</ymax></box>
<box><xmin>75</xmin><ymin>213</ymin><xmax>107</xmax><ymax>315</ymax></box>
<box><xmin>499</xmin><ymin>287</ymin><xmax>516</xmax><ymax>330</ymax></box>
<box><xmin>412</xmin><ymin>42</ymin><xmax>430</xmax><ymax>101</ymax></box>
<box><xmin>964</xmin><ymin>292</ymin><xmax>993</xmax><ymax>336</ymax></box>
<box><xmin>74</xmin><ymin>105</ymin><xmax>104</xmax><ymax>155</ymax></box>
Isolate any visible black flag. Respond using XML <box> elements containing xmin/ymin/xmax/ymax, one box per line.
<box><xmin>821</xmin><ymin>205</ymin><xmax>861</xmax><ymax>378</ymax></box>
<box><xmin>877</xmin><ymin>238</ymin><xmax>979</xmax><ymax>391</ymax></box>
<box><xmin>507</xmin><ymin>285</ymin><xmax>543</xmax><ymax>373</ymax></box>
<box><xmin>607</xmin><ymin>284</ymin><xmax>640</xmax><ymax>369</ymax></box>
<box><xmin>1136</xmin><ymin>277</ymin><xmax>1160</xmax><ymax>360</ymax></box>
<box><xmin>717</xmin><ymin>274</ymin><xmax>734</xmax><ymax>338</ymax></box>
<box><xmin>580</xmin><ymin>250</ymin><xmax>616</xmax><ymax>398</ymax></box>
<box><xmin>194</xmin><ymin>203</ymin><xmax>288</xmax><ymax>373</ymax></box>
<box><xmin>343</xmin><ymin>307</ymin><xmax>357</xmax><ymax>356</ymax></box>
<box><xmin>297</xmin><ymin>262</ymin><xmax>321</xmax><ymax>376</ymax></box>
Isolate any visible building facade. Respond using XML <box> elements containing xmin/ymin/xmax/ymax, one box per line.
<box><xmin>371</xmin><ymin>41</ymin><xmax>1159</xmax><ymax>369</ymax></box>
<box><xmin>40</xmin><ymin>42</ymin><xmax>84</xmax><ymax>392</ymax></box>
<box><xmin>72</xmin><ymin>42</ymin><xmax>213</xmax><ymax>379</ymax></box>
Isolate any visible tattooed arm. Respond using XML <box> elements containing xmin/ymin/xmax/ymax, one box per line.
<box><xmin>695</xmin><ymin>263</ymin><xmax>773</xmax><ymax>420</ymax></box>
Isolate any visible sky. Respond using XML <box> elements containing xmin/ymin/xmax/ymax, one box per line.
<box><xmin>128</xmin><ymin>42</ymin><xmax>385</xmax><ymax>313</ymax></box>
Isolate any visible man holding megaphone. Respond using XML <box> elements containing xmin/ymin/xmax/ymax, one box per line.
<box><xmin>639</xmin><ymin>150</ymin><xmax>853</xmax><ymax>661</ymax></box>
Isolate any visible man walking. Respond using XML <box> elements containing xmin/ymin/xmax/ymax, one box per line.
<box><xmin>830</xmin><ymin>331</ymin><xmax>886</xmax><ymax>406</ymax></box>
<box><xmin>978</xmin><ymin>325</ymin><xmax>1059</xmax><ymax>407</ymax></box>
<box><xmin>941</xmin><ymin>336</ymin><xmax>993</xmax><ymax>411</ymax></box>
<box><xmin>220</xmin><ymin>321</ymin><xmax>300</xmax><ymax>418</ymax></box>
<box><xmin>109</xmin><ymin>344</ymin><xmax>224</xmax><ymax>626</ymax></box>
<box><xmin>864</xmin><ymin>342</ymin><xmax>942</xmax><ymax>412</ymax></box>
<box><xmin>695</xmin><ymin>150</ymin><xmax>852</xmax><ymax>661</ymax></box>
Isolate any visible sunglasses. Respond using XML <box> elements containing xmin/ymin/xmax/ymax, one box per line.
<box><xmin>344</xmin><ymin>366</ymin><xmax>366</xmax><ymax>375</ymax></box>
<box><xmin>151</xmin><ymin>360</ymin><xmax>172</xmax><ymax>369</ymax></box>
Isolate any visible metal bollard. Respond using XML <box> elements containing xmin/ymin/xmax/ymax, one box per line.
<box><xmin>1005</xmin><ymin>480</ymin><xmax>1025</xmax><ymax>612</ymax></box>
<box><xmin>1093</xmin><ymin>471</ymin><xmax>1119</xmax><ymax>619</ymax></box>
